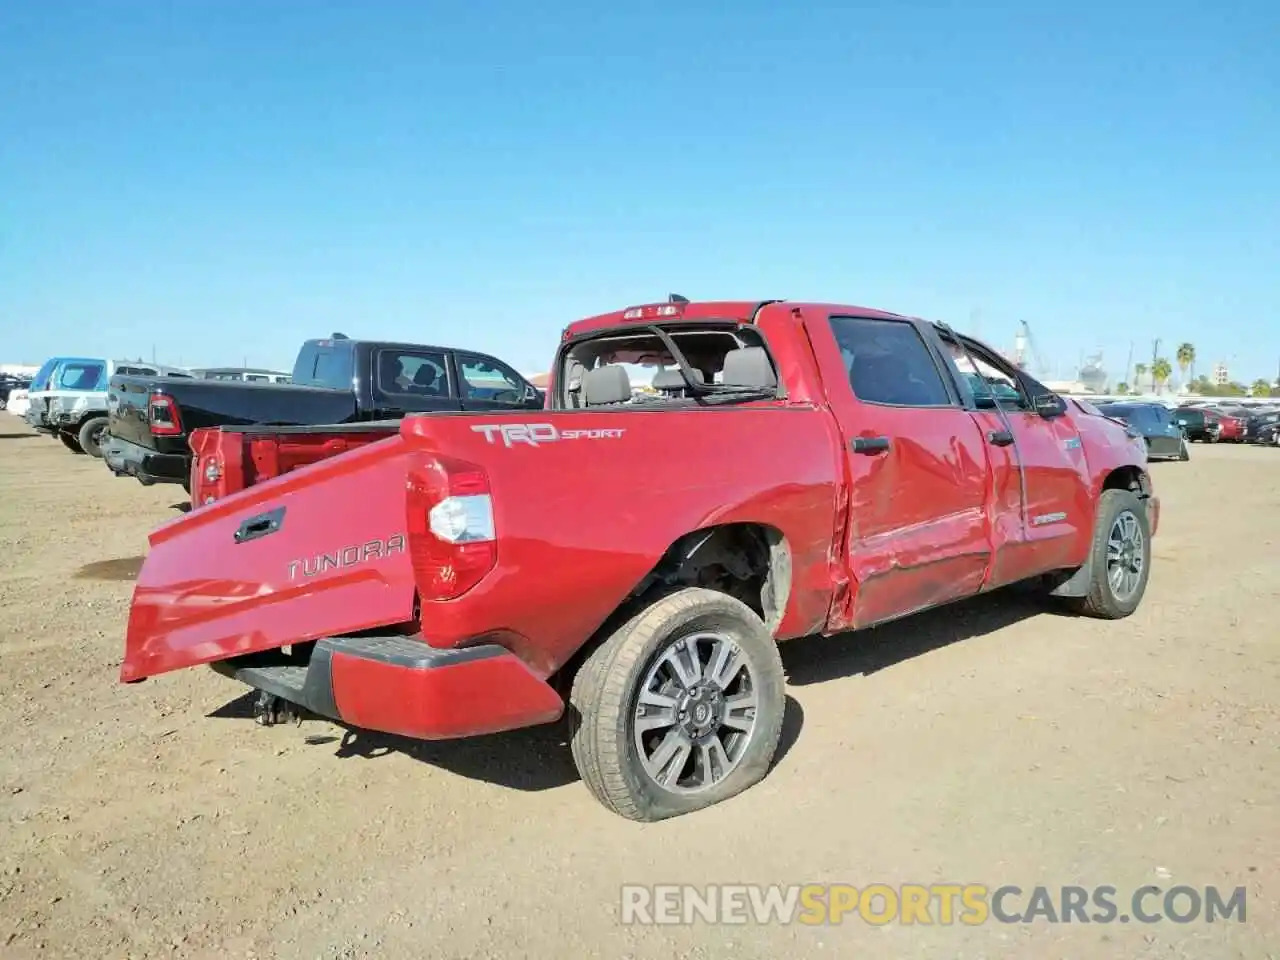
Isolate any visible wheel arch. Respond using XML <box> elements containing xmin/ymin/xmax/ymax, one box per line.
<box><xmin>549</xmin><ymin>522</ymin><xmax>793</xmax><ymax>695</ymax></box>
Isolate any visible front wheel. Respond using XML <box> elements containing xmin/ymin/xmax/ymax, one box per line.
<box><xmin>1065</xmin><ymin>489</ymin><xmax>1152</xmax><ymax>619</ymax></box>
<box><xmin>569</xmin><ymin>588</ymin><xmax>786</xmax><ymax>822</ymax></box>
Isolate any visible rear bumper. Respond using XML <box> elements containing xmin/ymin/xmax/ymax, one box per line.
<box><xmin>209</xmin><ymin>634</ymin><xmax>565</xmax><ymax>740</ymax></box>
<box><xmin>103</xmin><ymin>435</ymin><xmax>189</xmax><ymax>485</ymax></box>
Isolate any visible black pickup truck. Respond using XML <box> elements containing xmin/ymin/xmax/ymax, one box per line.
<box><xmin>103</xmin><ymin>334</ymin><xmax>543</xmax><ymax>490</ymax></box>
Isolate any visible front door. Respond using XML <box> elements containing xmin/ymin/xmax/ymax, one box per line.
<box><xmin>453</xmin><ymin>352</ymin><xmax>544</xmax><ymax>412</ymax></box>
<box><xmin>809</xmin><ymin>312</ymin><xmax>995</xmax><ymax>629</ymax></box>
<box><xmin>938</xmin><ymin>337</ymin><xmax>1093</xmax><ymax>585</ymax></box>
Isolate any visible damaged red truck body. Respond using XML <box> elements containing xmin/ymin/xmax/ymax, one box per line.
<box><xmin>123</xmin><ymin>299</ymin><xmax>1159</xmax><ymax>822</ymax></box>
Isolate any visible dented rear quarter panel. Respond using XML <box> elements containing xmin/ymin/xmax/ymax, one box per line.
<box><xmin>399</xmin><ymin>406</ymin><xmax>844</xmax><ymax>675</ymax></box>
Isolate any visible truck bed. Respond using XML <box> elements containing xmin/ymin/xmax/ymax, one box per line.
<box><xmin>189</xmin><ymin>420</ymin><xmax>403</xmax><ymax>505</ymax></box>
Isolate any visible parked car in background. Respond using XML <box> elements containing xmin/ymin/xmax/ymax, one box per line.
<box><xmin>1098</xmin><ymin>401</ymin><xmax>1190</xmax><ymax>461</ymax></box>
<box><xmin>190</xmin><ymin>367</ymin><xmax>293</xmax><ymax>384</ymax></box>
<box><xmin>1172</xmin><ymin>407</ymin><xmax>1222</xmax><ymax>443</ymax></box>
<box><xmin>5</xmin><ymin>387</ymin><xmax>31</xmax><ymax>417</ymax></box>
<box><xmin>0</xmin><ymin>374</ymin><xmax>32</xmax><ymax>411</ymax></box>
<box><xmin>104</xmin><ymin>334</ymin><xmax>543</xmax><ymax>491</ymax></box>
<box><xmin>1241</xmin><ymin>408</ymin><xmax>1280</xmax><ymax>443</ymax></box>
<box><xmin>122</xmin><ymin>297</ymin><xmax>1159</xmax><ymax>821</ymax></box>
<box><xmin>1204</xmin><ymin>409</ymin><xmax>1245</xmax><ymax>442</ymax></box>
<box><xmin>20</xmin><ymin>357</ymin><xmax>71</xmax><ymax>434</ymax></box>
<box><xmin>38</xmin><ymin>360</ymin><xmax>192</xmax><ymax>456</ymax></box>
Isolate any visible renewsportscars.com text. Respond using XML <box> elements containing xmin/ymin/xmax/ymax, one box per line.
<box><xmin>620</xmin><ymin>883</ymin><xmax>1247</xmax><ymax>926</ymax></box>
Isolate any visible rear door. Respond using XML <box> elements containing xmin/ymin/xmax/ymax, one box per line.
<box><xmin>806</xmin><ymin>311</ymin><xmax>994</xmax><ymax>628</ymax></box>
<box><xmin>368</xmin><ymin>347</ymin><xmax>464</xmax><ymax>417</ymax></box>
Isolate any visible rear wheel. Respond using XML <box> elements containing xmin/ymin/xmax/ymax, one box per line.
<box><xmin>1065</xmin><ymin>489</ymin><xmax>1151</xmax><ymax>619</ymax></box>
<box><xmin>59</xmin><ymin>433</ymin><xmax>84</xmax><ymax>454</ymax></box>
<box><xmin>570</xmin><ymin>587</ymin><xmax>786</xmax><ymax>822</ymax></box>
<box><xmin>77</xmin><ymin>416</ymin><xmax>110</xmax><ymax>458</ymax></box>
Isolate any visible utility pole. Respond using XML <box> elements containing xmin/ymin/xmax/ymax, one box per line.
<box><xmin>1151</xmin><ymin>338</ymin><xmax>1160</xmax><ymax>394</ymax></box>
<box><xmin>1124</xmin><ymin>341</ymin><xmax>1134</xmax><ymax>392</ymax></box>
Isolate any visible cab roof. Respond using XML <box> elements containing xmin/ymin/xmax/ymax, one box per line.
<box><xmin>563</xmin><ymin>299</ymin><xmax>916</xmax><ymax>338</ymax></box>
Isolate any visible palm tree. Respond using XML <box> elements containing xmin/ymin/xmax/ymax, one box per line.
<box><xmin>1152</xmin><ymin>357</ymin><xmax>1172</xmax><ymax>394</ymax></box>
<box><xmin>1134</xmin><ymin>362</ymin><xmax>1148</xmax><ymax>392</ymax></box>
<box><xmin>1251</xmin><ymin>378</ymin><xmax>1272</xmax><ymax>398</ymax></box>
<box><xmin>1175</xmin><ymin>342</ymin><xmax>1195</xmax><ymax>388</ymax></box>
<box><xmin>1115</xmin><ymin>381</ymin><xmax>1130</xmax><ymax>394</ymax></box>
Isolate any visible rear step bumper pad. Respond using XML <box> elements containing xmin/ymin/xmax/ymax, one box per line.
<box><xmin>210</xmin><ymin>635</ymin><xmax>564</xmax><ymax>740</ymax></box>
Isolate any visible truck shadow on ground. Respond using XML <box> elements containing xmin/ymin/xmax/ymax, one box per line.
<box><xmin>210</xmin><ymin>692</ymin><xmax>806</xmax><ymax>793</ymax></box>
<box><xmin>782</xmin><ymin>586</ymin><xmax>1053</xmax><ymax>686</ymax></box>
<box><xmin>207</xmin><ymin>586</ymin><xmax>1057</xmax><ymax>792</ymax></box>
<box><xmin>73</xmin><ymin>555</ymin><xmax>145</xmax><ymax>581</ymax></box>
<box><xmin>0</xmin><ymin>432</ymin><xmax>38</xmax><ymax>440</ymax></box>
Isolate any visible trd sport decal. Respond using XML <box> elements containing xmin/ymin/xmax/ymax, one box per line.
<box><xmin>288</xmin><ymin>534</ymin><xmax>406</xmax><ymax>580</ymax></box>
<box><xmin>471</xmin><ymin>423</ymin><xmax>626</xmax><ymax>447</ymax></box>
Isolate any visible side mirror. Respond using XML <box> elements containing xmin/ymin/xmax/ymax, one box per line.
<box><xmin>1033</xmin><ymin>393</ymin><xmax>1067</xmax><ymax>419</ymax></box>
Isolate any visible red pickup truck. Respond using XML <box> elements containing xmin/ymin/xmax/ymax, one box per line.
<box><xmin>122</xmin><ymin>298</ymin><xmax>1159</xmax><ymax>822</ymax></box>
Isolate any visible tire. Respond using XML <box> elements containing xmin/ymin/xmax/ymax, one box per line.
<box><xmin>1178</xmin><ymin>438</ymin><xmax>1190</xmax><ymax>461</ymax></box>
<box><xmin>59</xmin><ymin>433</ymin><xmax>84</xmax><ymax>454</ymax></box>
<box><xmin>569</xmin><ymin>587</ymin><xmax>786</xmax><ymax>822</ymax></box>
<box><xmin>77</xmin><ymin>416</ymin><xmax>110</xmax><ymax>458</ymax></box>
<box><xmin>1065</xmin><ymin>489</ymin><xmax>1152</xmax><ymax>620</ymax></box>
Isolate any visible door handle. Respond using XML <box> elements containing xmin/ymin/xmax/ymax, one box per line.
<box><xmin>988</xmin><ymin>429</ymin><xmax>1015</xmax><ymax>447</ymax></box>
<box><xmin>851</xmin><ymin>436</ymin><xmax>890</xmax><ymax>454</ymax></box>
<box><xmin>234</xmin><ymin>506</ymin><xmax>286</xmax><ymax>544</ymax></box>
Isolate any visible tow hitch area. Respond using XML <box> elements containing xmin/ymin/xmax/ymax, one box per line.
<box><xmin>252</xmin><ymin>689</ymin><xmax>304</xmax><ymax>727</ymax></box>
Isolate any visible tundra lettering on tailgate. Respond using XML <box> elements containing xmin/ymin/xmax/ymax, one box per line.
<box><xmin>471</xmin><ymin>423</ymin><xmax>626</xmax><ymax>448</ymax></box>
<box><xmin>288</xmin><ymin>534</ymin><xmax>406</xmax><ymax>580</ymax></box>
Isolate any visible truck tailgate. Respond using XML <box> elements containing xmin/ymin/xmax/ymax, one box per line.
<box><xmin>122</xmin><ymin>434</ymin><xmax>415</xmax><ymax>681</ymax></box>
<box><xmin>107</xmin><ymin>376</ymin><xmax>158</xmax><ymax>450</ymax></box>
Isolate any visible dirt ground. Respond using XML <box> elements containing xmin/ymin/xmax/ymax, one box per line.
<box><xmin>0</xmin><ymin>417</ymin><xmax>1276</xmax><ymax>960</ymax></box>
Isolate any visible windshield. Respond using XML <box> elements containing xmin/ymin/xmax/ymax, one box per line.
<box><xmin>1100</xmin><ymin>405</ymin><xmax>1138</xmax><ymax>423</ymax></box>
<box><xmin>55</xmin><ymin>361</ymin><xmax>106</xmax><ymax>391</ymax></box>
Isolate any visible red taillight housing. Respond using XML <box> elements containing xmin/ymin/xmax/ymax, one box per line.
<box><xmin>406</xmin><ymin>453</ymin><xmax>497</xmax><ymax>602</ymax></box>
<box><xmin>148</xmin><ymin>393</ymin><xmax>183</xmax><ymax>436</ymax></box>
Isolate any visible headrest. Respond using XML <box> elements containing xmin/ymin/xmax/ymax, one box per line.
<box><xmin>581</xmin><ymin>364</ymin><xmax>631</xmax><ymax>405</ymax></box>
<box><xmin>412</xmin><ymin>364</ymin><xmax>437</xmax><ymax>386</ymax></box>
<box><xmin>721</xmin><ymin>347</ymin><xmax>777</xmax><ymax>389</ymax></box>
<box><xmin>652</xmin><ymin>368</ymin><xmax>704</xmax><ymax>391</ymax></box>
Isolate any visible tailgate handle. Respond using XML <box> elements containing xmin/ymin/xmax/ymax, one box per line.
<box><xmin>234</xmin><ymin>506</ymin><xmax>286</xmax><ymax>544</ymax></box>
<box><xmin>850</xmin><ymin>435</ymin><xmax>890</xmax><ymax>454</ymax></box>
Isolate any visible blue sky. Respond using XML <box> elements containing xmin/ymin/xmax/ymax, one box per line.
<box><xmin>3</xmin><ymin>2</ymin><xmax>1277</xmax><ymax>384</ymax></box>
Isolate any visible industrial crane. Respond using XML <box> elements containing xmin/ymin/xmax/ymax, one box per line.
<box><xmin>1012</xmin><ymin>320</ymin><xmax>1047</xmax><ymax>378</ymax></box>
